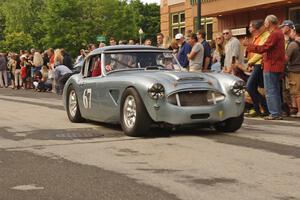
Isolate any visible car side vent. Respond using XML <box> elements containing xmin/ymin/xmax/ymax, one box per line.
<box><xmin>109</xmin><ymin>90</ymin><xmax>120</xmax><ymax>105</ymax></box>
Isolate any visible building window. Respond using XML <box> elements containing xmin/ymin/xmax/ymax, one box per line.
<box><xmin>170</xmin><ymin>12</ymin><xmax>185</xmax><ymax>38</ymax></box>
<box><xmin>194</xmin><ymin>17</ymin><xmax>213</xmax><ymax>41</ymax></box>
<box><xmin>289</xmin><ymin>7</ymin><xmax>300</xmax><ymax>25</ymax></box>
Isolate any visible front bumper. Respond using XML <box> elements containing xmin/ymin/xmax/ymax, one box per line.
<box><xmin>145</xmin><ymin>95</ymin><xmax>244</xmax><ymax>125</ymax></box>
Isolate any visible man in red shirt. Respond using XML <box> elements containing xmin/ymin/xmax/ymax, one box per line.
<box><xmin>245</xmin><ymin>15</ymin><xmax>285</xmax><ymax>120</ymax></box>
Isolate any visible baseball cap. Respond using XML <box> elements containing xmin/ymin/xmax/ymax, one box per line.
<box><xmin>280</xmin><ymin>20</ymin><xmax>295</xmax><ymax>29</ymax></box>
<box><xmin>175</xmin><ymin>33</ymin><xmax>184</xmax><ymax>40</ymax></box>
<box><xmin>20</xmin><ymin>55</ymin><xmax>27</xmax><ymax>59</ymax></box>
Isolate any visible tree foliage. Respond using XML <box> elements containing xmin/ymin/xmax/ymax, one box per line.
<box><xmin>0</xmin><ymin>0</ymin><xmax>160</xmax><ymax>57</ymax></box>
<box><xmin>129</xmin><ymin>0</ymin><xmax>161</xmax><ymax>44</ymax></box>
<box><xmin>0</xmin><ymin>32</ymin><xmax>34</xmax><ymax>52</ymax></box>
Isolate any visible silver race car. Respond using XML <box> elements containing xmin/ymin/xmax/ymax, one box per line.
<box><xmin>63</xmin><ymin>45</ymin><xmax>245</xmax><ymax>136</ymax></box>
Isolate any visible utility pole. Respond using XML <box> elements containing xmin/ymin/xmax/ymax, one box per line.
<box><xmin>197</xmin><ymin>0</ymin><xmax>201</xmax><ymax>31</ymax></box>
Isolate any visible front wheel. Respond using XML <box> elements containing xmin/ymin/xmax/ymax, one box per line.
<box><xmin>66</xmin><ymin>85</ymin><xmax>84</xmax><ymax>123</ymax></box>
<box><xmin>214</xmin><ymin>113</ymin><xmax>244</xmax><ymax>132</ymax></box>
<box><xmin>120</xmin><ymin>88</ymin><xmax>152</xmax><ymax>137</ymax></box>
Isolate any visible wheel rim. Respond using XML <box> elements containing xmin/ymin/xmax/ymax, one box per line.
<box><xmin>69</xmin><ymin>90</ymin><xmax>77</xmax><ymax>118</ymax></box>
<box><xmin>123</xmin><ymin>95</ymin><xmax>137</xmax><ymax>129</ymax></box>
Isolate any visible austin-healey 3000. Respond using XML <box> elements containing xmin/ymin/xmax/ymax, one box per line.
<box><xmin>63</xmin><ymin>45</ymin><xmax>245</xmax><ymax>136</ymax></box>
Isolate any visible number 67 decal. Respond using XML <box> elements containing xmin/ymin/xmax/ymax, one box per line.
<box><xmin>83</xmin><ymin>89</ymin><xmax>92</xmax><ymax>109</ymax></box>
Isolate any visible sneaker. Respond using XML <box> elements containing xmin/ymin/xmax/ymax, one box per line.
<box><xmin>259</xmin><ymin>112</ymin><xmax>269</xmax><ymax>117</ymax></box>
<box><xmin>264</xmin><ymin>115</ymin><xmax>283</xmax><ymax>120</ymax></box>
<box><xmin>245</xmin><ymin>109</ymin><xmax>256</xmax><ymax>116</ymax></box>
<box><xmin>245</xmin><ymin>111</ymin><xmax>260</xmax><ymax>117</ymax></box>
<box><xmin>290</xmin><ymin>112</ymin><xmax>300</xmax><ymax>118</ymax></box>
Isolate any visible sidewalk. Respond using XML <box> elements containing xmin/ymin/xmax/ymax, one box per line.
<box><xmin>0</xmin><ymin>87</ymin><xmax>62</xmax><ymax>100</ymax></box>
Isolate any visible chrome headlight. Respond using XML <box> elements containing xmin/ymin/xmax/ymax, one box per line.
<box><xmin>230</xmin><ymin>80</ymin><xmax>245</xmax><ymax>96</ymax></box>
<box><xmin>148</xmin><ymin>83</ymin><xmax>165</xmax><ymax>100</ymax></box>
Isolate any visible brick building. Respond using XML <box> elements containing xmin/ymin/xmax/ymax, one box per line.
<box><xmin>160</xmin><ymin>0</ymin><xmax>300</xmax><ymax>40</ymax></box>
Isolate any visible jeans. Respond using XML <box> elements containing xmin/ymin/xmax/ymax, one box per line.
<box><xmin>246</xmin><ymin>65</ymin><xmax>269</xmax><ymax>114</ymax></box>
<box><xmin>37</xmin><ymin>81</ymin><xmax>52</xmax><ymax>91</ymax></box>
<box><xmin>211</xmin><ymin>62</ymin><xmax>221</xmax><ymax>72</ymax></box>
<box><xmin>14</xmin><ymin>69</ymin><xmax>22</xmax><ymax>87</ymax></box>
<box><xmin>0</xmin><ymin>70</ymin><xmax>8</xmax><ymax>87</ymax></box>
<box><xmin>264</xmin><ymin>72</ymin><xmax>282</xmax><ymax>117</ymax></box>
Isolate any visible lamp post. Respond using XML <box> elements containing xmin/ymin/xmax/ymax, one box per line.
<box><xmin>197</xmin><ymin>0</ymin><xmax>202</xmax><ymax>31</ymax></box>
<box><xmin>139</xmin><ymin>28</ymin><xmax>144</xmax><ymax>45</ymax></box>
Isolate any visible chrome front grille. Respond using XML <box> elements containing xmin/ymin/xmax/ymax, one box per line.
<box><xmin>167</xmin><ymin>90</ymin><xmax>225</xmax><ymax>107</ymax></box>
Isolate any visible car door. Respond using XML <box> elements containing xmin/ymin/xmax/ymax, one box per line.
<box><xmin>78</xmin><ymin>55</ymin><xmax>101</xmax><ymax>120</ymax></box>
<box><xmin>92</xmin><ymin>52</ymin><xmax>126</xmax><ymax>123</ymax></box>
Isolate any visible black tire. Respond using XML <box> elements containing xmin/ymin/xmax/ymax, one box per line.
<box><xmin>66</xmin><ymin>85</ymin><xmax>84</xmax><ymax>123</ymax></box>
<box><xmin>214</xmin><ymin>113</ymin><xmax>244</xmax><ymax>132</ymax></box>
<box><xmin>120</xmin><ymin>88</ymin><xmax>152</xmax><ymax>137</ymax></box>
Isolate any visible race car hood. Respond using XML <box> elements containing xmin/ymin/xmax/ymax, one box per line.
<box><xmin>107</xmin><ymin>70</ymin><xmax>223</xmax><ymax>92</ymax></box>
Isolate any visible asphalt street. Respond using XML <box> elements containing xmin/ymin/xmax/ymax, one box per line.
<box><xmin>0</xmin><ymin>88</ymin><xmax>300</xmax><ymax>200</ymax></box>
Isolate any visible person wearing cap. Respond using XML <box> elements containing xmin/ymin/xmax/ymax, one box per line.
<box><xmin>175</xmin><ymin>33</ymin><xmax>192</xmax><ymax>69</ymax></box>
<box><xmin>244</xmin><ymin>15</ymin><xmax>285</xmax><ymax>120</ymax></box>
<box><xmin>286</xmin><ymin>24</ymin><xmax>300</xmax><ymax>118</ymax></box>
<box><xmin>280</xmin><ymin>20</ymin><xmax>295</xmax><ymax>49</ymax></box>
<box><xmin>280</xmin><ymin>20</ymin><xmax>295</xmax><ymax>116</ymax></box>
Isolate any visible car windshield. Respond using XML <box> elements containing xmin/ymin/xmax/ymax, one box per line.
<box><xmin>104</xmin><ymin>52</ymin><xmax>180</xmax><ymax>73</ymax></box>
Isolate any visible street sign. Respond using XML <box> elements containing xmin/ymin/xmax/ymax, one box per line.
<box><xmin>96</xmin><ymin>36</ymin><xmax>106</xmax><ymax>42</ymax></box>
<box><xmin>231</xmin><ymin>28</ymin><xmax>247</xmax><ymax>36</ymax></box>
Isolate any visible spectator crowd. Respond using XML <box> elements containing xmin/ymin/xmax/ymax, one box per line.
<box><xmin>0</xmin><ymin>14</ymin><xmax>299</xmax><ymax>120</ymax></box>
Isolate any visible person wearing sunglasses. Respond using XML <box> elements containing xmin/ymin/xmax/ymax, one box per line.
<box><xmin>223</xmin><ymin>29</ymin><xmax>242</xmax><ymax>73</ymax></box>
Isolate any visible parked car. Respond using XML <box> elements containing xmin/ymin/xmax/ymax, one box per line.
<box><xmin>63</xmin><ymin>45</ymin><xmax>245</xmax><ymax>136</ymax></box>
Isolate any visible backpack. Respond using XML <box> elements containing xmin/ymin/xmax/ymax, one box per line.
<box><xmin>294</xmin><ymin>40</ymin><xmax>300</xmax><ymax>52</ymax></box>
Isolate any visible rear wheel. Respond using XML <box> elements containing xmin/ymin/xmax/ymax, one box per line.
<box><xmin>66</xmin><ymin>85</ymin><xmax>84</xmax><ymax>122</ymax></box>
<box><xmin>120</xmin><ymin>88</ymin><xmax>152</xmax><ymax>137</ymax></box>
<box><xmin>214</xmin><ymin>113</ymin><xmax>244</xmax><ymax>132</ymax></box>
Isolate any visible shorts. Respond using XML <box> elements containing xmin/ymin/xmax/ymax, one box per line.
<box><xmin>189</xmin><ymin>65</ymin><xmax>202</xmax><ymax>72</ymax></box>
<box><xmin>288</xmin><ymin>72</ymin><xmax>300</xmax><ymax>97</ymax></box>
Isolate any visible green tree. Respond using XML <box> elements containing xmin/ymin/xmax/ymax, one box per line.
<box><xmin>0</xmin><ymin>31</ymin><xmax>33</xmax><ymax>52</ymax></box>
<box><xmin>0</xmin><ymin>12</ymin><xmax>5</xmax><ymax>41</ymax></box>
<box><xmin>82</xmin><ymin>0</ymin><xmax>138</xmax><ymax>43</ymax></box>
<box><xmin>129</xmin><ymin>0</ymin><xmax>160</xmax><ymax>44</ymax></box>
<box><xmin>40</xmin><ymin>0</ymin><xmax>87</xmax><ymax>56</ymax></box>
<box><xmin>0</xmin><ymin>0</ymin><xmax>45</xmax><ymax>48</ymax></box>
<box><xmin>0</xmin><ymin>0</ymin><xmax>160</xmax><ymax>55</ymax></box>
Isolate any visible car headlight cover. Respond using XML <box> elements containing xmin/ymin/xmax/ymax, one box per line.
<box><xmin>230</xmin><ymin>80</ymin><xmax>245</xmax><ymax>96</ymax></box>
<box><xmin>148</xmin><ymin>83</ymin><xmax>165</xmax><ymax>100</ymax></box>
<box><xmin>207</xmin><ymin>91</ymin><xmax>225</xmax><ymax>104</ymax></box>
